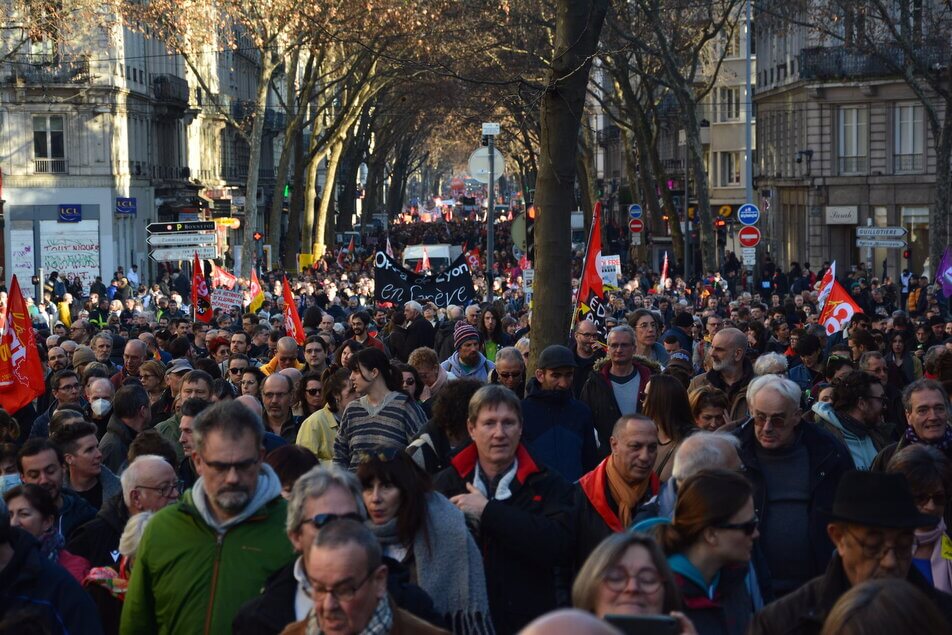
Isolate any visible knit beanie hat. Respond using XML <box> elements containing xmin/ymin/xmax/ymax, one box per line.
<box><xmin>454</xmin><ymin>321</ymin><xmax>480</xmax><ymax>350</ymax></box>
<box><xmin>71</xmin><ymin>345</ymin><xmax>96</xmax><ymax>367</ymax></box>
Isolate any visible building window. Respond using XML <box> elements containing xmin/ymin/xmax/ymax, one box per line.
<box><xmin>725</xmin><ymin>29</ymin><xmax>740</xmax><ymax>57</ymax></box>
<box><xmin>718</xmin><ymin>87</ymin><xmax>740</xmax><ymax>122</ymax></box>
<box><xmin>33</xmin><ymin>115</ymin><xmax>66</xmax><ymax>174</ymax></box>
<box><xmin>718</xmin><ymin>151</ymin><xmax>742</xmax><ymax>186</ymax></box>
<box><xmin>838</xmin><ymin>106</ymin><xmax>868</xmax><ymax>174</ymax></box>
<box><xmin>894</xmin><ymin>102</ymin><xmax>923</xmax><ymax>172</ymax></box>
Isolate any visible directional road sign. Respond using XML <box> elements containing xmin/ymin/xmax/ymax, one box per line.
<box><xmin>468</xmin><ymin>147</ymin><xmax>506</xmax><ymax>184</ymax></box>
<box><xmin>147</xmin><ymin>233</ymin><xmax>217</xmax><ymax>247</ymax></box>
<box><xmin>737</xmin><ymin>204</ymin><xmax>760</xmax><ymax>225</ymax></box>
<box><xmin>738</xmin><ymin>225</ymin><xmax>762</xmax><ymax>248</ymax></box>
<box><xmin>856</xmin><ymin>227</ymin><xmax>908</xmax><ymax>238</ymax></box>
<box><xmin>629</xmin><ymin>218</ymin><xmax>644</xmax><ymax>233</ymax></box>
<box><xmin>147</xmin><ymin>221</ymin><xmax>216</xmax><ymax>234</ymax></box>
<box><xmin>628</xmin><ymin>204</ymin><xmax>643</xmax><ymax>219</ymax></box>
<box><xmin>855</xmin><ymin>239</ymin><xmax>907</xmax><ymax>249</ymax></box>
<box><xmin>150</xmin><ymin>246</ymin><xmax>218</xmax><ymax>262</ymax></box>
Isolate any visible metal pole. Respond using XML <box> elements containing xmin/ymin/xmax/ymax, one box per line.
<box><xmin>744</xmin><ymin>0</ymin><xmax>753</xmax><ymax>206</ymax></box>
<box><xmin>487</xmin><ymin>136</ymin><xmax>495</xmax><ymax>303</ymax></box>
<box><xmin>684</xmin><ymin>137</ymin><xmax>690</xmax><ymax>283</ymax></box>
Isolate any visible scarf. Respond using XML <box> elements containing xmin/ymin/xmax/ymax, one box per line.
<box><xmin>605</xmin><ymin>455</ymin><xmax>650</xmax><ymax>529</ymax></box>
<box><xmin>305</xmin><ymin>594</ymin><xmax>393</xmax><ymax>635</ymax></box>
<box><xmin>915</xmin><ymin>518</ymin><xmax>952</xmax><ymax>594</ymax></box>
<box><xmin>39</xmin><ymin>530</ymin><xmax>65</xmax><ymax>563</ymax></box>
<box><xmin>367</xmin><ymin>494</ymin><xmax>494</xmax><ymax>634</ymax></box>
<box><xmin>904</xmin><ymin>425</ymin><xmax>952</xmax><ymax>453</ymax></box>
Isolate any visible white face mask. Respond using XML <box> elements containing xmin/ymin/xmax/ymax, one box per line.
<box><xmin>0</xmin><ymin>473</ymin><xmax>21</xmax><ymax>494</ymax></box>
<box><xmin>90</xmin><ymin>398</ymin><xmax>112</xmax><ymax>418</ymax></box>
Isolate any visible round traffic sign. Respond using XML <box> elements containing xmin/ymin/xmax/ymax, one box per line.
<box><xmin>738</xmin><ymin>226</ymin><xmax>762</xmax><ymax>248</ymax></box>
<box><xmin>737</xmin><ymin>203</ymin><xmax>760</xmax><ymax>225</ymax></box>
<box><xmin>718</xmin><ymin>205</ymin><xmax>733</xmax><ymax>218</ymax></box>
<box><xmin>629</xmin><ymin>218</ymin><xmax>644</xmax><ymax>233</ymax></box>
<box><xmin>628</xmin><ymin>204</ymin><xmax>643</xmax><ymax>220</ymax></box>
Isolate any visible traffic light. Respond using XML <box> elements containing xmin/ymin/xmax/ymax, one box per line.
<box><xmin>526</xmin><ymin>207</ymin><xmax>536</xmax><ymax>264</ymax></box>
<box><xmin>481</xmin><ymin>135</ymin><xmax>490</xmax><ymax>147</ymax></box>
<box><xmin>903</xmin><ymin>249</ymin><xmax>911</xmax><ymax>260</ymax></box>
<box><xmin>714</xmin><ymin>218</ymin><xmax>727</xmax><ymax>229</ymax></box>
<box><xmin>253</xmin><ymin>231</ymin><xmax>263</xmax><ymax>241</ymax></box>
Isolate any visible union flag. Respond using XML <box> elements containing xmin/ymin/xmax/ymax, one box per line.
<box><xmin>817</xmin><ymin>279</ymin><xmax>863</xmax><ymax>335</ymax></box>
<box><xmin>574</xmin><ymin>201</ymin><xmax>608</xmax><ymax>343</ymax></box>
<box><xmin>191</xmin><ymin>253</ymin><xmax>213</xmax><ymax>323</ymax></box>
<box><xmin>282</xmin><ymin>276</ymin><xmax>305</xmax><ymax>345</ymax></box>
<box><xmin>0</xmin><ymin>276</ymin><xmax>46</xmax><ymax>414</ymax></box>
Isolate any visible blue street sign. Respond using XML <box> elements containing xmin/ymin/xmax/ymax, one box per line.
<box><xmin>737</xmin><ymin>203</ymin><xmax>760</xmax><ymax>226</ymax></box>
<box><xmin>116</xmin><ymin>197</ymin><xmax>137</xmax><ymax>216</ymax></box>
<box><xmin>58</xmin><ymin>204</ymin><xmax>82</xmax><ymax>223</ymax></box>
<box><xmin>628</xmin><ymin>204</ymin><xmax>643</xmax><ymax>219</ymax></box>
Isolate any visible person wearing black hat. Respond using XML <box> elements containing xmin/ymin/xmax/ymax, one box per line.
<box><xmin>661</xmin><ymin>310</ymin><xmax>695</xmax><ymax>355</ymax></box>
<box><xmin>749</xmin><ymin>471</ymin><xmax>952</xmax><ymax>635</ymax></box>
<box><xmin>521</xmin><ymin>345</ymin><xmax>599</xmax><ymax>482</ymax></box>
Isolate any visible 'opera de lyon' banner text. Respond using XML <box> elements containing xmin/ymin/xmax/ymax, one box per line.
<box><xmin>374</xmin><ymin>252</ymin><xmax>475</xmax><ymax>307</ymax></box>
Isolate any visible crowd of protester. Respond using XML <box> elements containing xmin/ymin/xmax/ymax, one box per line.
<box><xmin>1</xmin><ymin>216</ymin><xmax>952</xmax><ymax>635</ymax></box>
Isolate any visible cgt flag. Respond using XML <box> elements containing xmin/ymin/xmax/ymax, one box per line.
<box><xmin>212</xmin><ymin>264</ymin><xmax>237</xmax><ymax>290</ymax></box>
<box><xmin>0</xmin><ymin>275</ymin><xmax>46</xmax><ymax>414</ymax></box>
<box><xmin>818</xmin><ymin>280</ymin><xmax>863</xmax><ymax>335</ymax></box>
<box><xmin>249</xmin><ymin>269</ymin><xmax>265</xmax><ymax>313</ymax></box>
<box><xmin>574</xmin><ymin>201</ymin><xmax>608</xmax><ymax>342</ymax></box>
<box><xmin>282</xmin><ymin>276</ymin><xmax>305</xmax><ymax>345</ymax></box>
<box><xmin>191</xmin><ymin>253</ymin><xmax>213</xmax><ymax>323</ymax></box>
<box><xmin>817</xmin><ymin>261</ymin><xmax>837</xmax><ymax>312</ymax></box>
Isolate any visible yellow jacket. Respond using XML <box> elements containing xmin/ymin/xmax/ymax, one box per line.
<box><xmin>295</xmin><ymin>405</ymin><xmax>339</xmax><ymax>465</ymax></box>
<box><xmin>260</xmin><ymin>355</ymin><xmax>304</xmax><ymax>376</ymax></box>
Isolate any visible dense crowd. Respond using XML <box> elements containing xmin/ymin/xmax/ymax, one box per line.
<box><xmin>1</xmin><ymin>218</ymin><xmax>952</xmax><ymax>635</ymax></box>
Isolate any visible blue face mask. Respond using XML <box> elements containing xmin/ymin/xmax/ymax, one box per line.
<box><xmin>0</xmin><ymin>473</ymin><xmax>21</xmax><ymax>494</ymax></box>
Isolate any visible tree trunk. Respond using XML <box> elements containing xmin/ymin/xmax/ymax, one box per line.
<box><xmin>930</xmin><ymin>102</ymin><xmax>952</xmax><ymax>277</ymax></box>
<box><xmin>363</xmin><ymin>157</ymin><xmax>384</xmax><ymax>222</ymax></box>
<box><xmin>532</xmin><ymin>0</ymin><xmax>611</xmax><ymax>372</ymax></box>
<box><xmin>240</xmin><ymin>59</ymin><xmax>277</xmax><ymax>276</ymax></box>
<box><xmin>577</xmin><ymin>124</ymin><xmax>598</xmax><ymax>238</ymax></box>
<box><xmin>283</xmin><ymin>128</ymin><xmax>307</xmax><ymax>270</ymax></box>
<box><xmin>314</xmin><ymin>137</ymin><xmax>345</xmax><ymax>257</ymax></box>
<box><xmin>301</xmin><ymin>134</ymin><xmax>322</xmax><ymax>257</ymax></box>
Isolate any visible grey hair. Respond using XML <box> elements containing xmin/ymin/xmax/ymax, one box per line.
<box><xmin>746</xmin><ymin>374</ymin><xmax>802</xmax><ymax>411</ymax></box>
<box><xmin>92</xmin><ymin>331</ymin><xmax>113</xmax><ymax>345</ymax></box>
<box><xmin>858</xmin><ymin>351</ymin><xmax>885</xmax><ymax>370</ymax></box>
<box><xmin>119</xmin><ymin>511</ymin><xmax>155</xmax><ymax>558</ymax></box>
<box><xmin>672</xmin><ymin>432</ymin><xmax>741</xmax><ymax>483</ymax></box>
<box><xmin>446</xmin><ymin>305</ymin><xmax>462</xmax><ymax>319</ymax></box>
<box><xmin>902</xmin><ymin>378</ymin><xmax>949</xmax><ymax>414</ymax></box>
<box><xmin>191</xmin><ymin>400</ymin><xmax>264</xmax><ymax>453</ymax></box>
<box><xmin>121</xmin><ymin>455</ymin><xmax>171</xmax><ymax>507</ymax></box>
<box><xmin>495</xmin><ymin>346</ymin><xmax>525</xmax><ymax>368</ymax></box>
<box><xmin>753</xmin><ymin>352</ymin><xmax>789</xmax><ymax>377</ymax></box>
<box><xmin>404</xmin><ymin>301</ymin><xmax>423</xmax><ymax>314</ymax></box>
<box><xmin>311</xmin><ymin>518</ymin><xmax>382</xmax><ymax>571</ymax></box>
<box><xmin>286</xmin><ymin>465</ymin><xmax>366</xmax><ymax>535</ymax></box>
<box><xmin>608</xmin><ymin>324</ymin><xmax>636</xmax><ymax>343</ymax></box>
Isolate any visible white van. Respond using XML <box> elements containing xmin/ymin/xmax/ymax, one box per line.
<box><xmin>402</xmin><ymin>244</ymin><xmax>463</xmax><ymax>272</ymax></box>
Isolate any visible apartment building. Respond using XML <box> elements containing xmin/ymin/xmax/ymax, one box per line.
<box><xmin>0</xmin><ymin>10</ymin><xmax>280</xmax><ymax>294</ymax></box>
<box><xmin>754</xmin><ymin>7</ymin><xmax>942</xmax><ymax>276</ymax></box>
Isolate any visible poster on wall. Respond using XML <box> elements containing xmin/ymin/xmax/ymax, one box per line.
<box><xmin>9</xmin><ymin>229</ymin><xmax>36</xmax><ymax>298</ymax></box>
<box><xmin>39</xmin><ymin>220</ymin><xmax>100</xmax><ymax>294</ymax></box>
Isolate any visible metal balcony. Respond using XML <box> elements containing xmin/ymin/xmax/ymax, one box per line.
<box><xmin>34</xmin><ymin>158</ymin><xmax>68</xmax><ymax>174</ymax></box>
<box><xmin>153</xmin><ymin>74</ymin><xmax>189</xmax><ymax>105</ymax></box>
<box><xmin>799</xmin><ymin>44</ymin><xmax>949</xmax><ymax>81</ymax></box>
<box><xmin>264</xmin><ymin>108</ymin><xmax>286</xmax><ymax>132</ymax></box>
<box><xmin>232</xmin><ymin>99</ymin><xmax>256</xmax><ymax>122</ymax></box>
<box><xmin>894</xmin><ymin>153</ymin><xmax>923</xmax><ymax>172</ymax></box>
<box><xmin>7</xmin><ymin>56</ymin><xmax>90</xmax><ymax>84</ymax></box>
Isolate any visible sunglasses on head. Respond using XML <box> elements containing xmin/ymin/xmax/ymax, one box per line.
<box><xmin>311</xmin><ymin>512</ymin><xmax>363</xmax><ymax>528</ymax></box>
<box><xmin>357</xmin><ymin>447</ymin><xmax>402</xmax><ymax>464</ymax></box>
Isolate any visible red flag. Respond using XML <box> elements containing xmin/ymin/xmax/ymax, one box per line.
<box><xmin>413</xmin><ymin>259</ymin><xmax>423</xmax><ymax>273</ymax></box>
<box><xmin>466</xmin><ymin>247</ymin><xmax>481</xmax><ymax>271</ymax></box>
<box><xmin>385</xmin><ymin>237</ymin><xmax>394</xmax><ymax>259</ymax></box>
<box><xmin>0</xmin><ymin>275</ymin><xmax>46</xmax><ymax>413</ymax></box>
<box><xmin>659</xmin><ymin>251</ymin><xmax>669</xmax><ymax>291</ymax></box>
<box><xmin>818</xmin><ymin>280</ymin><xmax>863</xmax><ymax>335</ymax></box>
<box><xmin>816</xmin><ymin>261</ymin><xmax>837</xmax><ymax>312</ymax></box>
<box><xmin>421</xmin><ymin>247</ymin><xmax>431</xmax><ymax>271</ymax></box>
<box><xmin>281</xmin><ymin>276</ymin><xmax>305</xmax><ymax>344</ymax></box>
<box><xmin>574</xmin><ymin>202</ymin><xmax>608</xmax><ymax>341</ymax></box>
<box><xmin>212</xmin><ymin>264</ymin><xmax>237</xmax><ymax>290</ymax></box>
<box><xmin>191</xmin><ymin>253</ymin><xmax>213</xmax><ymax>323</ymax></box>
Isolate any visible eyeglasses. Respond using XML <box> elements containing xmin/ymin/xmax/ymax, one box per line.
<box><xmin>305</xmin><ymin>388</ymin><xmax>322</xmax><ymax>396</ymax></box>
<box><xmin>311</xmin><ymin>512</ymin><xmax>364</xmax><ymax>528</ymax></box>
<box><xmin>262</xmin><ymin>391</ymin><xmax>290</xmax><ymax>400</ymax></box>
<box><xmin>497</xmin><ymin>371</ymin><xmax>522</xmax><ymax>379</ymax></box>
<box><xmin>56</xmin><ymin>383</ymin><xmax>81</xmax><ymax>392</ymax></box>
<box><xmin>914</xmin><ymin>492</ymin><xmax>947</xmax><ymax>508</ymax></box>
<box><xmin>136</xmin><ymin>480</ymin><xmax>184</xmax><ymax>498</ymax></box>
<box><xmin>635</xmin><ymin>322</ymin><xmax>657</xmax><ymax>331</ymax></box>
<box><xmin>844</xmin><ymin>527</ymin><xmax>915</xmax><ymax>560</ymax></box>
<box><xmin>312</xmin><ymin>568</ymin><xmax>375</xmax><ymax>604</ymax></box>
<box><xmin>714</xmin><ymin>515</ymin><xmax>759</xmax><ymax>536</ymax></box>
<box><xmin>229</xmin><ymin>367</ymin><xmax>248</xmax><ymax>374</ymax></box>
<box><xmin>577</xmin><ymin>332</ymin><xmax>598</xmax><ymax>339</ymax></box>
<box><xmin>751</xmin><ymin>412</ymin><xmax>792</xmax><ymax>428</ymax></box>
<box><xmin>602</xmin><ymin>566</ymin><xmax>663</xmax><ymax>593</ymax></box>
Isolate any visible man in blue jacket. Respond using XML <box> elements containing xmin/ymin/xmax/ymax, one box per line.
<box><xmin>521</xmin><ymin>345</ymin><xmax>599</xmax><ymax>482</ymax></box>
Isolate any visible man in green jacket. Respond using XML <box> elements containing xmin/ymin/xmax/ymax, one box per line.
<box><xmin>121</xmin><ymin>400</ymin><xmax>294</xmax><ymax>635</ymax></box>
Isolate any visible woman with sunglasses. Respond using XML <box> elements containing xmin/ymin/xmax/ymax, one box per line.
<box><xmin>296</xmin><ymin>368</ymin><xmax>357</xmax><ymax>465</ymax></box>
<box><xmin>334</xmin><ymin>348</ymin><xmax>427</xmax><ymax>471</ymax></box>
<box><xmin>657</xmin><ymin>469</ymin><xmax>759</xmax><ymax>635</ymax></box>
<box><xmin>357</xmin><ymin>451</ymin><xmax>493</xmax><ymax>634</ymax></box>
<box><xmin>294</xmin><ymin>371</ymin><xmax>324</xmax><ymax>419</ymax></box>
<box><xmin>393</xmin><ymin>362</ymin><xmax>428</xmax><ymax>420</ymax></box>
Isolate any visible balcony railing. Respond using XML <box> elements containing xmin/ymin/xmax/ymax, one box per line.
<box><xmin>232</xmin><ymin>99</ymin><xmax>256</xmax><ymax>122</ymax></box>
<box><xmin>894</xmin><ymin>153</ymin><xmax>923</xmax><ymax>173</ymax></box>
<box><xmin>800</xmin><ymin>44</ymin><xmax>948</xmax><ymax>81</ymax></box>
<box><xmin>34</xmin><ymin>158</ymin><xmax>68</xmax><ymax>174</ymax></box>
<box><xmin>7</xmin><ymin>57</ymin><xmax>90</xmax><ymax>84</ymax></box>
<box><xmin>264</xmin><ymin>108</ymin><xmax>286</xmax><ymax>132</ymax></box>
<box><xmin>838</xmin><ymin>156</ymin><xmax>868</xmax><ymax>174</ymax></box>
<box><xmin>153</xmin><ymin>74</ymin><xmax>189</xmax><ymax>105</ymax></box>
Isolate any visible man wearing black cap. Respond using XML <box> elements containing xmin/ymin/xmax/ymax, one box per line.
<box><xmin>521</xmin><ymin>345</ymin><xmax>599</xmax><ymax>482</ymax></box>
<box><xmin>750</xmin><ymin>471</ymin><xmax>952</xmax><ymax>634</ymax></box>
<box><xmin>662</xmin><ymin>310</ymin><xmax>695</xmax><ymax>354</ymax></box>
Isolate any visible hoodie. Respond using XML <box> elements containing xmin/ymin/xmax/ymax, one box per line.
<box><xmin>191</xmin><ymin>463</ymin><xmax>283</xmax><ymax>533</ymax></box>
<box><xmin>440</xmin><ymin>350</ymin><xmax>494</xmax><ymax>383</ymax></box>
<box><xmin>811</xmin><ymin>402</ymin><xmax>885</xmax><ymax>470</ymax></box>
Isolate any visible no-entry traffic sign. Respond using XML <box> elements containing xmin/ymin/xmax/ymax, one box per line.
<box><xmin>738</xmin><ymin>226</ymin><xmax>762</xmax><ymax>248</ymax></box>
<box><xmin>629</xmin><ymin>218</ymin><xmax>644</xmax><ymax>233</ymax></box>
